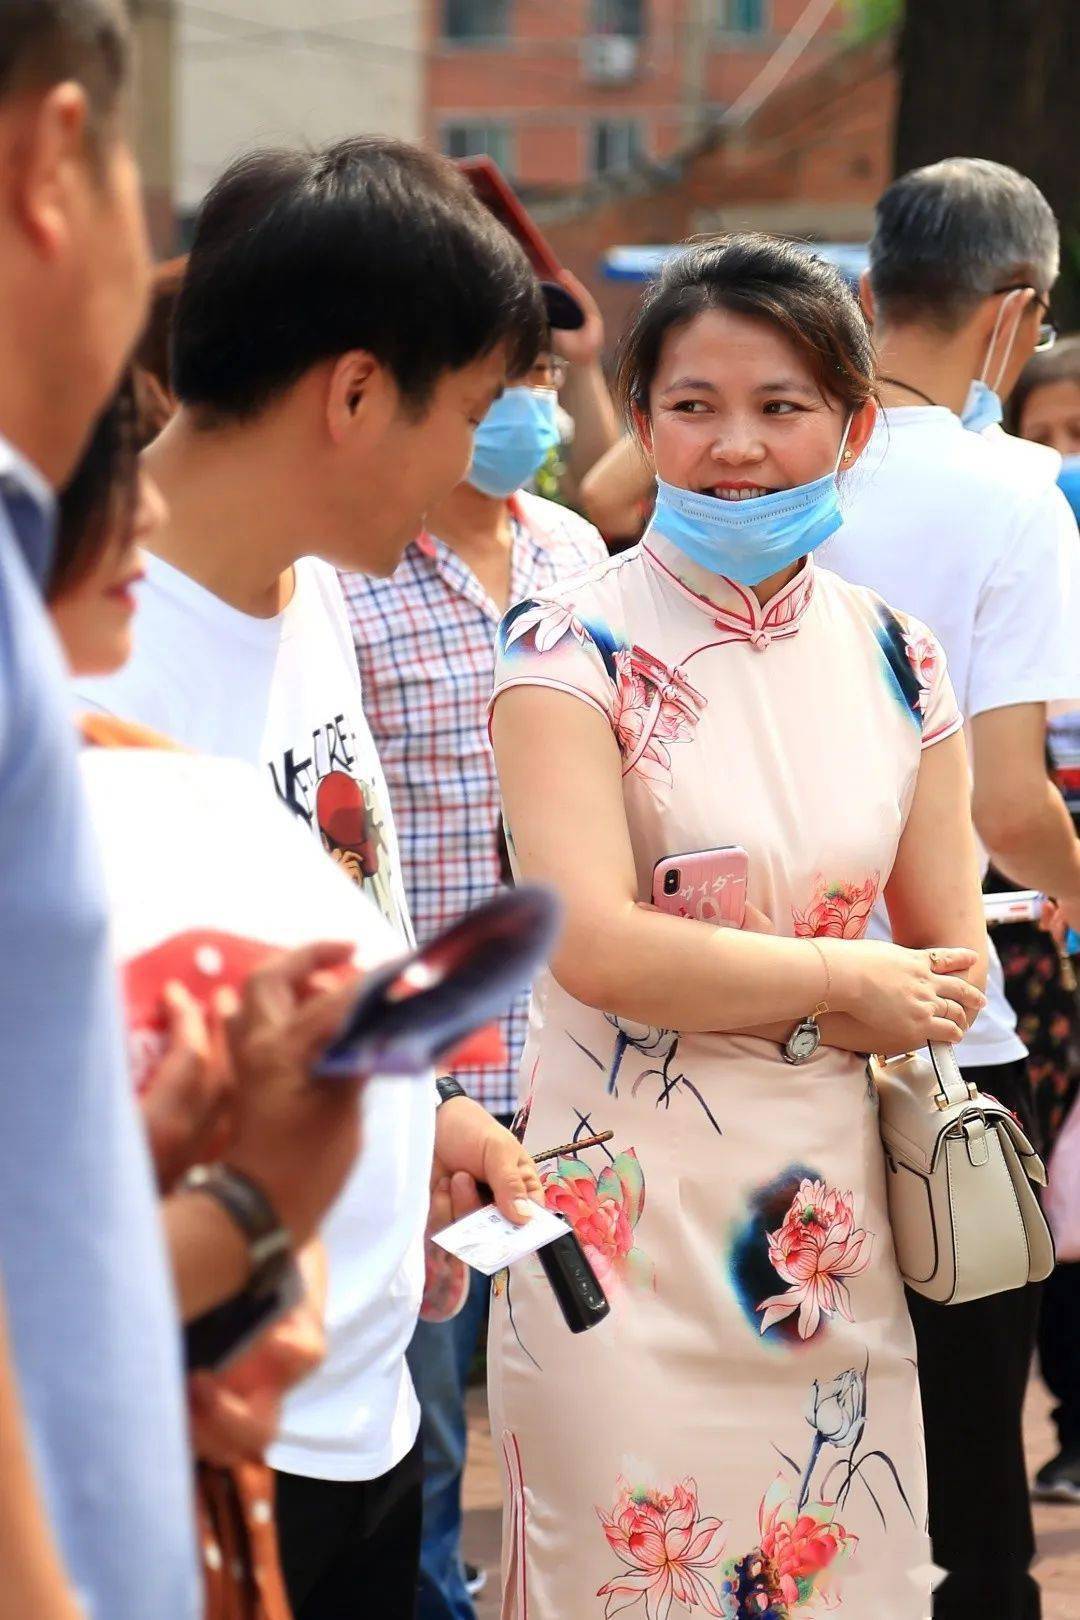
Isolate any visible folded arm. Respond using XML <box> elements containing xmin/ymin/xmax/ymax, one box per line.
<box><xmin>492</xmin><ymin>688</ymin><xmax>982</xmax><ymax>1048</ymax></box>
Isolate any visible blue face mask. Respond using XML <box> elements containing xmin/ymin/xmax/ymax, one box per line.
<box><xmin>960</xmin><ymin>379</ymin><xmax>1004</xmax><ymax>433</ymax></box>
<box><xmin>646</xmin><ymin>423</ymin><xmax>852</xmax><ymax>587</ymax></box>
<box><xmin>961</xmin><ymin>287</ymin><xmax>1023</xmax><ymax>433</ymax></box>
<box><xmin>468</xmin><ymin>387</ymin><xmax>561</xmax><ymax>499</ymax></box>
<box><xmin>1058</xmin><ymin>455</ymin><xmax>1080</xmax><ymax>526</ymax></box>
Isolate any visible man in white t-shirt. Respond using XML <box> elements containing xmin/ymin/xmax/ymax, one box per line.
<box><xmin>78</xmin><ymin>138</ymin><xmax>550</xmax><ymax>1620</ymax></box>
<box><xmin>343</xmin><ymin>308</ymin><xmax>609</xmax><ymax>1617</ymax></box>
<box><xmin>821</xmin><ymin>157</ymin><xmax>1080</xmax><ymax>1620</ymax></box>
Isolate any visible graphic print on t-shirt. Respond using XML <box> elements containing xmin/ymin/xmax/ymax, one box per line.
<box><xmin>267</xmin><ymin>709</ymin><xmax>404</xmax><ymax>934</ymax></box>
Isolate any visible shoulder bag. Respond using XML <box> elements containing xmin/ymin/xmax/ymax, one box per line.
<box><xmin>873</xmin><ymin>1042</ymin><xmax>1054</xmax><ymax>1303</ymax></box>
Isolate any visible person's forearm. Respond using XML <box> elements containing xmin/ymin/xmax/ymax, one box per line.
<box><xmin>730</xmin><ymin>1013</ymin><xmax>918</xmax><ymax>1059</ymax></box>
<box><xmin>553</xmin><ymin>903</ymin><xmax>842</xmax><ymax>1034</ymax></box>
<box><xmin>163</xmin><ymin>1189</ymin><xmax>252</xmax><ymax>1322</ymax></box>
<box><xmin>579</xmin><ymin>433</ymin><xmax>655</xmax><ymax>538</ymax></box>
<box><xmin>0</xmin><ymin>1295</ymin><xmax>86</xmax><ymax>1619</ymax></box>
<box><xmin>558</xmin><ymin>360</ymin><xmax>619</xmax><ymax>505</ymax></box>
<box><xmin>977</xmin><ymin>778</ymin><xmax>1080</xmax><ymax>903</ymax></box>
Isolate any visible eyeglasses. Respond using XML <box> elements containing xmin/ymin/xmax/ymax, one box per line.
<box><xmin>993</xmin><ymin>283</ymin><xmax>1058</xmax><ymax>352</ymax></box>
<box><xmin>529</xmin><ymin>355</ymin><xmax>567</xmax><ymax>391</ymax></box>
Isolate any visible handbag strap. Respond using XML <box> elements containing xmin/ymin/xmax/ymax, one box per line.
<box><xmin>927</xmin><ymin>1042</ymin><xmax>979</xmax><ymax>1110</ymax></box>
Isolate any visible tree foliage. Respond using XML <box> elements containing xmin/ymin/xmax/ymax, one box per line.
<box><xmin>841</xmin><ymin>0</ymin><xmax>902</xmax><ymax>43</ymax></box>
<box><xmin>893</xmin><ymin>0</ymin><xmax>1080</xmax><ymax>326</ymax></box>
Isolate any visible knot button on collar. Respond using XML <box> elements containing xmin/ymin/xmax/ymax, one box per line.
<box><xmin>750</xmin><ymin>629</ymin><xmax>771</xmax><ymax>652</ymax></box>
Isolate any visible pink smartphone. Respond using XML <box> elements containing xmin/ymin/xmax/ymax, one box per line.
<box><xmin>651</xmin><ymin>846</ymin><xmax>749</xmax><ymax>929</ymax></box>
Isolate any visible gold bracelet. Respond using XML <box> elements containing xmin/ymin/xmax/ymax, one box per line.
<box><xmin>807</xmin><ymin>939</ymin><xmax>832</xmax><ymax>1015</ymax></box>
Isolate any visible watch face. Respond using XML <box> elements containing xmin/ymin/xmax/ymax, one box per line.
<box><xmin>785</xmin><ymin>1019</ymin><xmax>821</xmax><ymax>1064</ymax></box>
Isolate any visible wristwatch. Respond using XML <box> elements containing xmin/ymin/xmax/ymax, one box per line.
<box><xmin>781</xmin><ymin>1004</ymin><xmax>828</xmax><ymax>1066</ymax></box>
<box><xmin>182</xmin><ymin>1163</ymin><xmax>292</xmax><ymax>1295</ymax></box>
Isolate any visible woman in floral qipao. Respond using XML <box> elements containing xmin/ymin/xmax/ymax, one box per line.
<box><xmin>487</xmin><ymin>237</ymin><xmax>990</xmax><ymax>1620</ymax></box>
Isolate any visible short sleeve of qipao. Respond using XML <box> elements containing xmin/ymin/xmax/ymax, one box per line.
<box><xmin>901</xmin><ymin>613</ymin><xmax>963</xmax><ymax>750</ymax></box>
<box><xmin>492</xmin><ymin>597</ymin><xmax>618</xmax><ymax>727</ymax></box>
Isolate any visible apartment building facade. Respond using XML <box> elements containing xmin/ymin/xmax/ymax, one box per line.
<box><xmin>426</xmin><ymin>0</ymin><xmax>844</xmax><ymax>193</ymax></box>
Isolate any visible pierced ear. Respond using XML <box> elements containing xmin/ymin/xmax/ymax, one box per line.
<box><xmin>843</xmin><ymin>398</ymin><xmax>878</xmax><ymax>465</ymax></box>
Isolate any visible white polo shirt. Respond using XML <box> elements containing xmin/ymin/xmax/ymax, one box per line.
<box><xmin>821</xmin><ymin>407</ymin><xmax>1080</xmax><ymax>1068</ymax></box>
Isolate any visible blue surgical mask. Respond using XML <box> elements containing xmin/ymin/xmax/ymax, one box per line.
<box><xmin>468</xmin><ymin>387</ymin><xmax>560</xmax><ymax>499</ymax></box>
<box><xmin>1058</xmin><ymin>454</ymin><xmax>1080</xmax><ymax>526</ymax></box>
<box><xmin>961</xmin><ymin>287</ymin><xmax>1023</xmax><ymax>433</ymax></box>
<box><xmin>960</xmin><ymin>378</ymin><xmax>1004</xmax><ymax>432</ymax></box>
<box><xmin>646</xmin><ymin>422</ymin><xmax>852</xmax><ymax>587</ymax></box>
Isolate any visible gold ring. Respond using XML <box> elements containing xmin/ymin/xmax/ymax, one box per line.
<box><xmin>929</xmin><ymin>949</ymin><xmax>941</xmax><ymax>970</ymax></box>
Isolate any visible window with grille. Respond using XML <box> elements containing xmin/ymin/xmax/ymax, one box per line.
<box><xmin>591</xmin><ymin>119</ymin><xmax>644</xmax><ymax>177</ymax></box>
<box><xmin>591</xmin><ymin>0</ymin><xmax>645</xmax><ymax>37</ymax></box>
<box><xmin>443</xmin><ymin>0</ymin><xmax>511</xmax><ymax>43</ymax></box>
<box><xmin>442</xmin><ymin>123</ymin><xmax>513</xmax><ymax>176</ymax></box>
<box><xmin>717</xmin><ymin>0</ymin><xmax>766</xmax><ymax>33</ymax></box>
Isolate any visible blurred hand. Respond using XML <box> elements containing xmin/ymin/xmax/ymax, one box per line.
<box><xmin>432</xmin><ymin>1096</ymin><xmax>544</xmax><ymax>1227</ymax></box>
<box><xmin>418</xmin><ymin>1226</ymin><xmax>471</xmax><ymax>1325</ymax></box>
<box><xmin>140</xmin><ymin>982</ymin><xmax>235</xmax><ymax>1191</ymax></box>
<box><xmin>1039</xmin><ymin>896</ymin><xmax>1072</xmax><ymax>946</ymax></box>
<box><xmin>550</xmin><ymin>269</ymin><xmax>605</xmax><ymax>368</ymax></box>
<box><xmin>188</xmin><ymin>1290</ymin><xmax>325</xmax><ymax>1468</ymax></box>
<box><xmin>222</xmin><ymin>942</ymin><xmax>367</xmax><ymax>1246</ymax></box>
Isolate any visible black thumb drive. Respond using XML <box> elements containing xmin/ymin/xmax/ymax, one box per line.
<box><xmin>537</xmin><ymin>1213</ymin><xmax>611</xmax><ymax>1333</ymax></box>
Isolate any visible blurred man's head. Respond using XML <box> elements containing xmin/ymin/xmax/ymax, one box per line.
<box><xmin>170</xmin><ymin>137</ymin><xmax>546</xmax><ymax>576</ymax></box>
<box><xmin>1009</xmin><ymin>335</ymin><xmax>1080</xmax><ymax>459</ymax></box>
<box><xmin>0</xmin><ymin>0</ymin><xmax>150</xmax><ymax>484</ymax></box>
<box><xmin>864</xmin><ymin>158</ymin><xmax>1059</xmax><ymax>403</ymax></box>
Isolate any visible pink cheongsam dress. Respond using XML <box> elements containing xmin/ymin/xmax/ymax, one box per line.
<box><xmin>487</xmin><ymin>534</ymin><xmax>963</xmax><ymax>1620</ymax></box>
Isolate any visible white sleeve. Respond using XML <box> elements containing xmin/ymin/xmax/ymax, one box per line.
<box><xmin>968</xmin><ymin>485</ymin><xmax>1080</xmax><ymax>718</ymax></box>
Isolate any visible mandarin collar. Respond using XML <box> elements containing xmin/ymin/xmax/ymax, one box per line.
<box><xmin>642</xmin><ymin>530</ymin><xmax>815</xmax><ymax>650</ymax></box>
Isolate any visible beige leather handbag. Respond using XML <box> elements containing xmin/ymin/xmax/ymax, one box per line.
<box><xmin>873</xmin><ymin>1042</ymin><xmax>1054</xmax><ymax>1304</ymax></box>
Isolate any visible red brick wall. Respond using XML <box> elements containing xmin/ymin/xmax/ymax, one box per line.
<box><xmin>537</xmin><ymin>37</ymin><xmax>897</xmax><ymax>354</ymax></box>
<box><xmin>425</xmin><ymin>0</ymin><xmax>844</xmax><ymax>188</ymax></box>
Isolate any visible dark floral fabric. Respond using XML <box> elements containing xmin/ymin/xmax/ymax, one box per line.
<box><xmin>987</xmin><ymin>869</ymin><xmax>1080</xmax><ymax>1152</ymax></box>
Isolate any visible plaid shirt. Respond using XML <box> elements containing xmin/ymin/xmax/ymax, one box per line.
<box><xmin>341</xmin><ymin>491</ymin><xmax>606</xmax><ymax>1114</ymax></box>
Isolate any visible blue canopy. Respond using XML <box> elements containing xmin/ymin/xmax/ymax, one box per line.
<box><xmin>602</xmin><ymin>242</ymin><xmax>869</xmax><ymax>289</ymax></box>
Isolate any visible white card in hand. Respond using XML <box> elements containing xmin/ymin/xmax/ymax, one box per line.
<box><xmin>432</xmin><ymin>1203</ymin><xmax>567</xmax><ymax>1276</ymax></box>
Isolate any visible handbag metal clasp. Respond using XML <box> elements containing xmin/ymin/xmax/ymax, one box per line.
<box><xmin>933</xmin><ymin>1081</ymin><xmax>980</xmax><ymax>1110</ymax></box>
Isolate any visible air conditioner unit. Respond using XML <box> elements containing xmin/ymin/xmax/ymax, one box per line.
<box><xmin>582</xmin><ymin>35</ymin><xmax>639</xmax><ymax>84</ymax></box>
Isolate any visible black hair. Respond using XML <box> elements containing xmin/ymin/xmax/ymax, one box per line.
<box><xmin>870</xmin><ymin>158</ymin><xmax>1059</xmax><ymax>332</ymax></box>
<box><xmin>0</xmin><ymin>0</ymin><xmax>127</xmax><ymax>128</ymax></box>
<box><xmin>49</xmin><ymin>370</ymin><xmax>138</xmax><ymax>603</ymax></box>
<box><xmin>137</xmin><ymin>255</ymin><xmax>186</xmax><ymax>399</ymax></box>
<box><xmin>1007</xmin><ymin>334</ymin><xmax>1080</xmax><ymax>435</ymax></box>
<box><xmin>172</xmin><ymin>137</ymin><xmax>547</xmax><ymax>422</ymax></box>
<box><xmin>616</xmin><ymin>233</ymin><xmax>875</xmax><ymax>423</ymax></box>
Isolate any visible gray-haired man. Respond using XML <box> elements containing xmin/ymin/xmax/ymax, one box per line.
<box><xmin>822</xmin><ymin>157</ymin><xmax>1080</xmax><ymax>1620</ymax></box>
